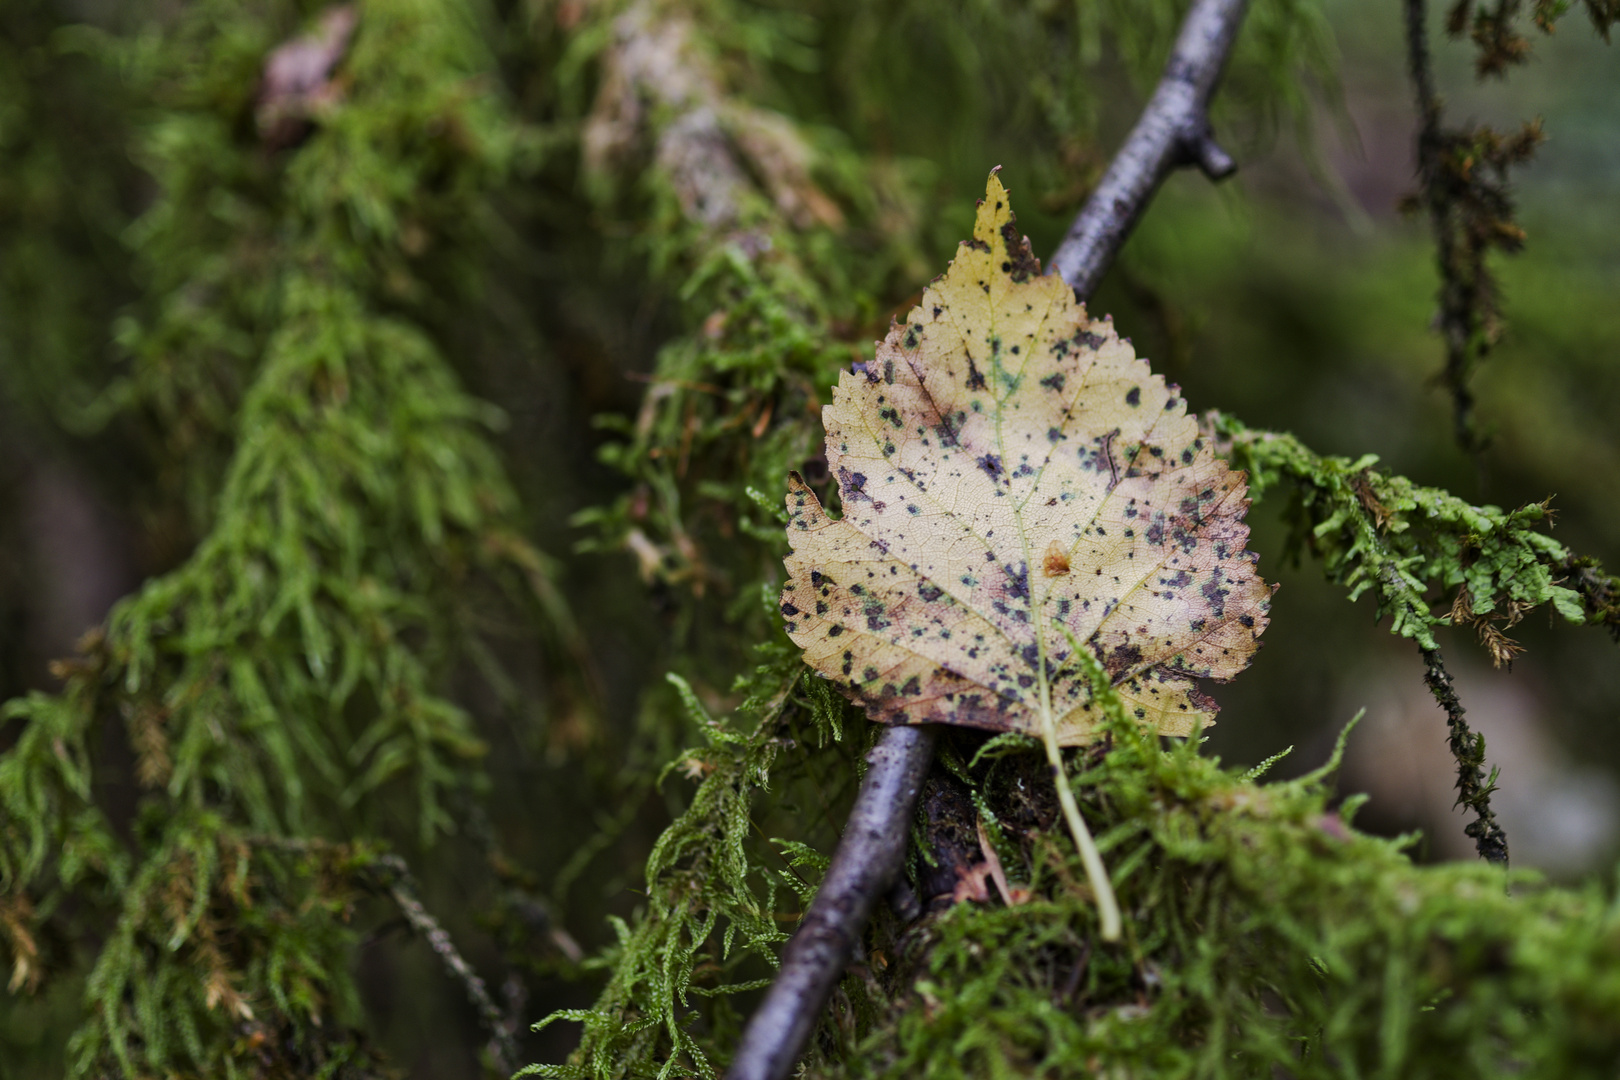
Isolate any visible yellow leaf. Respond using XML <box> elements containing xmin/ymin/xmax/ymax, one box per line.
<box><xmin>780</xmin><ymin>170</ymin><xmax>1273</xmax><ymax>746</ymax></box>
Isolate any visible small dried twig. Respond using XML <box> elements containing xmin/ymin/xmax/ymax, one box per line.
<box><xmin>369</xmin><ymin>855</ymin><xmax>521</xmax><ymax>1074</ymax></box>
<box><xmin>725</xmin><ymin>3</ymin><xmax>1256</xmax><ymax>1078</ymax></box>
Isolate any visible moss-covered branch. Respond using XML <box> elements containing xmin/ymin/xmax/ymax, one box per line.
<box><xmin>7</xmin><ymin>0</ymin><xmax>1614</xmax><ymax>1075</ymax></box>
<box><xmin>1211</xmin><ymin>414</ymin><xmax>1615</xmax><ymax>651</ymax></box>
<box><xmin>726</xmin><ymin>724</ymin><xmax>934</xmax><ymax>1080</ymax></box>
<box><xmin>725</xmin><ymin>2</ymin><xmax>1268</xmax><ymax>1073</ymax></box>
<box><xmin>1419</xmin><ymin>647</ymin><xmax>1509</xmax><ymax>863</ymax></box>
<box><xmin>815</xmin><ymin>719</ymin><xmax>1620</xmax><ymax>1078</ymax></box>
<box><xmin>569</xmin><ymin>0</ymin><xmax>1335</xmax><ymax>657</ymax></box>
<box><xmin>522</xmin><ymin>648</ymin><xmax>860</xmax><ymax>1080</ymax></box>
<box><xmin>568</xmin><ymin>0</ymin><xmax>909</xmax><ymax>629</ymax></box>
<box><xmin>1402</xmin><ymin>0</ymin><xmax>1616</xmax><ymax>453</ymax></box>
<box><xmin>1211</xmin><ymin>413</ymin><xmax>1618</xmax><ymax>860</ymax></box>
<box><xmin>536</xmin><ymin>652</ymin><xmax>1620</xmax><ymax>1078</ymax></box>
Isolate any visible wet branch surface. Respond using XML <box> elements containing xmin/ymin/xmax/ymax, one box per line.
<box><xmin>724</xmin><ymin>2</ymin><xmax>1252</xmax><ymax>1077</ymax></box>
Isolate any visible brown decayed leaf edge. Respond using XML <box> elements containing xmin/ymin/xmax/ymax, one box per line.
<box><xmin>781</xmin><ymin>171</ymin><xmax>1273</xmax><ymax>747</ymax></box>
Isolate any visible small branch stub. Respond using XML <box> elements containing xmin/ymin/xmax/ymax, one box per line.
<box><xmin>1049</xmin><ymin>0</ymin><xmax>1250</xmax><ymax>298</ymax></box>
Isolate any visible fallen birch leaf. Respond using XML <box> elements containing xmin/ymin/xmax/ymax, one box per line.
<box><xmin>781</xmin><ymin>170</ymin><xmax>1272</xmax><ymax>746</ymax></box>
<box><xmin>780</xmin><ymin>170</ymin><xmax>1274</xmax><ymax>940</ymax></box>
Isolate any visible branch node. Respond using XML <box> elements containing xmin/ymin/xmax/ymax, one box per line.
<box><xmin>1191</xmin><ymin>133</ymin><xmax>1237</xmax><ymax>180</ymax></box>
<box><xmin>1049</xmin><ymin>0</ymin><xmax>1251</xmax><ymax>298</ymax></box>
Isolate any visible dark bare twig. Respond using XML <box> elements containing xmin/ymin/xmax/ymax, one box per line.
<box><xmin>1048</xmin><ymin>0</ymin><xmax>1250</xmax><ymax>299</ymax></box>
<box><xmin>726</xmin><ymin>724</ymin><xmax>936</xmax><ymax>1080</ymax></box>
<box><xmin>1419</xmin><ymin>648</ymin><xmax>1510</xmax><ymax>864</ymax></box>
<box><xmin>725</xmin><ymin>3</ymin><xmax>1258</xmax><ymax>1078</ymax></box>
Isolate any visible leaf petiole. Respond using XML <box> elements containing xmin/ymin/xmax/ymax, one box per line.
<box><xmin>1045</xmin><ymin>629</ymin><xmax>1128</xmax><ymax>942</ymax></box>
<box><xmin>1040</xmin><ymin>717</ymin><xmax>1121</xmax><ymax>941</ymax></box>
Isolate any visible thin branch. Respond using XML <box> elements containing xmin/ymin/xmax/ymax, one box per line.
<box><xmin>726</xmin><ymin>724</ymin><xmax>936</xmax><ymax>1080</ymax></box>
<box><xmin>1403</xmin><ymin>0</ymin><xmax>1549</xmax><ymax>456</ymax></box>
<box><xmin>725</xmin><ymin>3</ymin><xmax>1258</xmax><ymax>1078</ymax></box>
<box><xmin>371</xmin><ymin>855</ymin><xmax>521</xmax><ymax>1075</ymax></box>
<box><xmin>1049</xmin><ymin>0</ymin><xmax>1251</xmax><ymax>298</ymax></box>
<box><xmin>1419</xmin><ymin>648</ymin><xmax>1510</xmax><ymax>864</ymax></box>
<box><xmin>1405</xmin><ymin>0</ymin><xmax>1481</xmax><ymax>453</ymax></box>
<box><xmin>244</xmin><ymin>839</ymin><xmax>523</xmax><ymax>1069</ymax></box>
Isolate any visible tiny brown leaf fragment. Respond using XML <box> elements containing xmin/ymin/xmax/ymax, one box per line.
<box><xmin>1042</xmin><ymin>541</ymin><xmax>1071</xmax><ymax>578</ymax></box>
<box><xmin>1351</xmin><ymin>470</ymin><xmax>1394</xmax><ymax>530</ymax></box>
<box><xmin>781</xmin><ymin>171</ymin><xmax>1273</xmax><ymax>745</ymax></box>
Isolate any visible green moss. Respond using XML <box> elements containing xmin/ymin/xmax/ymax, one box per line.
<box><xmin>1214</xmin><ymin>414</ymin><xmax>1611</xmax><ymax>650</ymax></box>
<box><xmin>71</xmin><ymin>826</ymin><xmax>392</xmax><ymax>1078</ymax></box>
<box><xmin>1</xmin><ymin>0</ymin><xmax>571</xmax><ymax>1074</ymax></box>
<box><xmin>3</xmin><ymin>0</ymin><xmax>1617</xmax><ymax>1075</ymax></box>
<box><xmin>525</xmin><ymin>643</ymin><xmax>859</xmax><ymax>1080</ymax></box>
<box><xmin>822</xmin><ymin>726</ymin><xmax>1620</xmax><ymax>1078</ymax></box>
<box><xmin>518</xmin><ymin>5</ymin><xmax>1620</xmax><ymax>1075</ymax></box>
<box><xmin>568</xmin><ymin>0</ymin><xmax>1336</xmax><ymax>671</ymax></box>
<box><xmin>543</xmin><ymin>682</ymin><xmax>1620</xmax><ymax>1078</ymax></box>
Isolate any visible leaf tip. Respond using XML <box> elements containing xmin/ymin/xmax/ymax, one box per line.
<box><xmin>973</xmin><ymin>169</ymin><xmax>1041</xmax><ymax>281</ymax></box>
